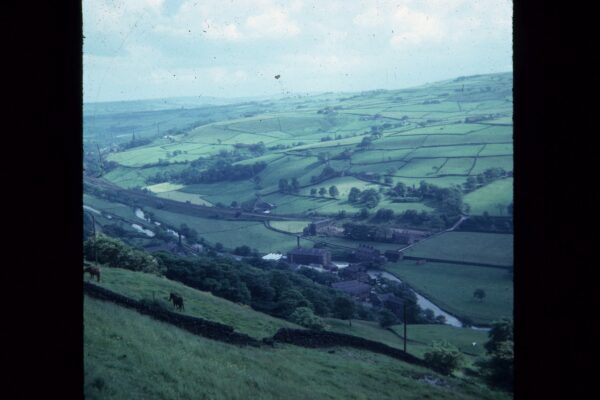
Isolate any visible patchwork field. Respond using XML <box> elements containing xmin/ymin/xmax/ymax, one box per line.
<box><xmin>95</xmin><ymin>73</ymin><xmax>512</xmax><ymax>219</ymax></box>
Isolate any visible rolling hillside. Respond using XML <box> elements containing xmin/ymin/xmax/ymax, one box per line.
<box><xmin>84</xmin><ymin>268</ymin><xmax>509</xmax><ymax>400</ymax></box>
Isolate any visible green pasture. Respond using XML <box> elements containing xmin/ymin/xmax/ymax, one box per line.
<box><xmin>155</xmin><ymin>190</ymin><xmax>213</xmax><ymax>206</ymax></box>
<box><xmin>269</xmin><ymin>220</ymin><xmax>311</xmax><ymax>233</ymax></box>
<box><xmin>180</xmin><ymin>180</ymin><xmax>258</xmax><ymax>205</ymax></box>
<box><xmin>437</xmin><ymin>158</ymin><xmax>475</xmax><ymax>175</ymax></box>
<box><xmin>478</xmin><ymin>144</ymin><xmax>513</xmax><ymax>157</ymax></box>
<box><xmin>395</xmin><ymin>158</ymin><xmax>449</xmax><ymax>177</ymax></box>
<box><xmin>409</xmin><ymin>144</ymin><xmax>485</xmax><ymax>159</ymax></box>
<box><xmin>146</xmin><ymin>207</ymin><xmax>298</xmax><ymax>253</ymax></box>
<box><xmin>85</xmin><ymin>297</ymin><xmax>507</xmax><ymax>400</ymax></box>
<box><xmin>403</xmin><ymin>232</ymin><xmax>513</xmax><ymax>266</ymax></box>
<box><xmin>351</xmin><ymin>148</ymin><xmax>414</xmax><ymax>164</ymax></box>
<box><xmin>145</xmin><ymin>182</ymin><xmax>185</xmax><ymax>193</ymax></box>
<box><xmin>104</xmin><ymin>164</ymin><xmax>188</xmax><ymax>189</ymax></box>
<box><xmin>464</xmin><ymin>178</ymin><xmax>513</xmax><ymax>216</ymax></box>
<box><xmin>470</xmin><ymin>156</ymin><xmax>513</xmax><ymax>175</ymax></box>
<box><xmin>90</xmin><ymin>267</ymin><xmax>299</xmax><ymax>338</ymax></box>
<box><xmin>385</xmin><ymin>262</ymin><xmax>513</xmax><ymax>325</ymax></box>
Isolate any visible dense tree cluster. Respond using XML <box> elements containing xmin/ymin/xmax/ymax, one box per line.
<box><xmin>457</xmin><ymin>213</ymin><xmax>513</xmax><ymax>233</ymax></box>
<box><xmin>153</xmin><ymin>252</ymin><xmax>359</xmax><ymax>322</ymax></box>
<box><xmin>148</xmin><ymin>160</ymin><xmax>268</xmax><ymax>185</ymax></box>
<box><xmin>477</xmin><ymin>319</ymin><xmax>514</xmax><ymax>391</ymax></box>
<box><xmin>83</xmin><ymin>234</ymin><xmax>164</xmax><ymax>275</ymax></box>
<box><xmin>310</xmin><ymin>166</ymin><xmax>339</xmax><ymax>184</ymax></box>
<box><xmin>278</xmin><ymin>177</ymin><xmax>301</xmax><ymax>194</ymax></box>
<box><xmin>464</xmin><ymin>168</ymin><xmax>510</xmax><ymax>192</ymax></box>
<box><xmin>347</xmin><ymin>187</ymin><xmax>381</xmax><ymax>208</ymax></box>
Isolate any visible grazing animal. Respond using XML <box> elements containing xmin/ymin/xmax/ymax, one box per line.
<box><xmin>169</xmin><ymin>292</ymin><xmax>184</xmax><ymax>311</ymax></box>
<box><xmin>84</xmin><ymin>266</ymin><xmax>100</xmax><ymax>282</ymax></box>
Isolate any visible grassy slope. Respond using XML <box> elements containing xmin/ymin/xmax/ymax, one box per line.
<box><xmin>385</xmin><ymin>262</ymin><xmax>513</xmax><ymax>325</ymax></box>
<box><xmin>464</xmin><ymin>178</ymin><xmax>513</xmax><ymax>216</ymax></box>
<box><xmin>92</xmin><ymin>267</ymin><xmax>299</xmax><ymax>338</ymax></box>
<box><xmin>85</xmin><ymin>296</ymin><xmax>509</xmax><ymax>400</ymax></box>
<box><xmin>403</xmin><ymin>232</ymin><xmax>513</xmax><ymax>266</ymax></box>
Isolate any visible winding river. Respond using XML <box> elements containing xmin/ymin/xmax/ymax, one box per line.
<box><xmin>367</xmin><ymin>270</ymin><xmax>489</xmax><ymax>331</ymax></box>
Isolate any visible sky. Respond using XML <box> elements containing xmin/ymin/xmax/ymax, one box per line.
<box><xmin>83</xmin><ymin>0</ymin><xmax>512</xmax><ymax>103</ymax></box>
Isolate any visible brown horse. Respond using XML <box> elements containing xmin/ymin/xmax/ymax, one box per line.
<box><xmin>169</xmin><ymin>292</ymin><xmax>184</xmax><ymax>311</ymax></box>
<box><xmin>84</xmin><ymin>266</ymin><xmax>100</xmax><ymax>282</ymax></box>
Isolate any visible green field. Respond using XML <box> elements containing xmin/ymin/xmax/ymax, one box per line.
<box><xmin>85</xmin><ymin>296</ymin><xmax>508</xmax><ymax>400</ymax></box>
<box><xmin>97</xmin><ymin>73</ymin><xmax>512</xmax><ymax>219</ymax></box>
<box><xmin>146</xmin><ymin>207</ymin><xmax>299</xmax><ymax>253</ymax></box>
<box><xmin>464</xmin><ymin>178</ymin><xmax>513</xmax><ymax>216</ymax></box>
<box><xmin>155</xmin><ymin>190</ymin><xmax>213</xmax><ymax>206</ymax></box>
<box><xmin>403</xmin><ymin>232</ymin><xmax>513</xmax><ymax>266</ymax></box>
<box><xmin>269</xmin><ymin>220</ymin><xmax>311</xmax><ymax>233</ymax></box>
<box><xmin>385</xmin><ymin>262</ymin><xmax>513</xmax><ymax>325</ymax></box>
<box><xmin>145</xmin><ymin>182</ymin><xmax>186</xmax><ymax>193</ymax></box>
<box><xmin>91</xmin><ymin>267</ymin><xmax>298</xmax><ymax>338</ymax></box>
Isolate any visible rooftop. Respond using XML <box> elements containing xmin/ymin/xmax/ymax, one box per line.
<box><xmin>332</xmin><ymin>280</ymin><xmax>372</xmax><ymax>295</ymax></box>
<box><xmin>288</xmin><ymin>247</ymin><xmax>330</xmax><ymax>256</ymax></box>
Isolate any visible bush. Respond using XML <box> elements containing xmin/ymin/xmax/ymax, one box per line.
<box><xmin>83</xmin><ymin>234</ymin><xmax>164</xmax><ymax>275</ymax></box>
<box><xmin>424</xmin><ymin>341</ymin><xmax>464</xmax><ymax>375</ymax></box>
<box><xmin>290</xmin><ymin>307</ymin><xmax>325</xmax><ymax>330</ymax></box>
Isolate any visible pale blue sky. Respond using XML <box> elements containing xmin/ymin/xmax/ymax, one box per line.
<box><xmin>83</xmin><ymin>0</ymin><xmax>512</xmax><ymax>103</ymax></box>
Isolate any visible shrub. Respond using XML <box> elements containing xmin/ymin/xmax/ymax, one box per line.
<box><xmin>424</xmin><ymin>341</ymin><xmax>464</xmax><ymax>375</ymax></box>
<box><xmin>290</xmin><ymin>307</ymin><xmax>325</xmax><ymax>330</ymax></box>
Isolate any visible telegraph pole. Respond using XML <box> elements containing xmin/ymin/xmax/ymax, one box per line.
<box><xmin>92</xmin><ymin>214</ymin><xmax>98</xmax><ymax>264</ymax></box>
<box><xmin>403</xmin><ymin>302</ymin><xmax>407</xmax><ymax>353</ymax></box>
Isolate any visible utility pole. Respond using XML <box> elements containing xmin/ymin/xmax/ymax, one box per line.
<box><xmin>92</xmin><ymin>214</ymin><xmax>98</xmax><ymax>264</ymax></box>
<box><xmin>403</xmin><ymin>302</ymin><xmax>407</xmax><ymax>353</ymax></box>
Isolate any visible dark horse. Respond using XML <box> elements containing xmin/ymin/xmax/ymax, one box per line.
<box><xmin>84</xmin><ymin>266</ymin><xmax>100</xmax><ymax>282</ymax></box>
<box><xmin>169</xmin><ymin>292</ymin><xmax>184</xmax><ymax>311</ymax></box>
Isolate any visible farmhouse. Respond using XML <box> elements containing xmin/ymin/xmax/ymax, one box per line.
<box><xmin>241</xmin><ymin>198</ymin><xmax>276</xmax><ymax>213</ymax></box>
<box><xmin>338</xmin><ymin>263</ymin><xmax>370</xmax><ymax>282</ymax></box>
<box><xmin>287</xmin><ymin>247</ymin><xmax>331</xmax><ymax>267</ymax></box>
<box><xmin>306</xmin><ymin>219</ymin><xmax>334</xmax><ymax>235</ymax></box>
<box><xmin>331</xmin><ymin>280</ymin><xmax>372</xmax><ymax>300</ymax></box>
<box><xmin>352</xmin><ymin>244</ymin><xmax>387</xmax><ymax>264</ymax></box>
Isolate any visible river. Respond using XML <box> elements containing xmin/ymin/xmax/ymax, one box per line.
<box><xmin>367</xmin><ymin>270</ymin><xmax>489</xmax><ymax>331</ymax></box>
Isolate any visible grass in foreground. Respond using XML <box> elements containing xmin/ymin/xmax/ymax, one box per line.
<box><xmin>85</xmin><ymin>296</ymin><xmax>510</xmax><ymax>400</ymax></box>
<box><xmin>89</xmin><ymin>267</ymin><xmax>299</xmax><ymax>338</ymax></box>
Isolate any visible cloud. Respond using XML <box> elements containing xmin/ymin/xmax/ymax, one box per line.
<box><xmin>389</xmin><ymin>6</ymin><xmax>444</xmax><ymax>47</ymax></box>
<box><xmin>245</xmin><ymin>10</ymin><xmax>300</xmax><ymax>38</ymax></box>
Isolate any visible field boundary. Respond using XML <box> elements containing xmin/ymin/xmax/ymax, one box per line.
<box><xmin>272</xmin><ymin>328</ymin><xmax>427</xmax><ymax>367</ymax></box>
<box><xmin>402</xmin><ymin>256</ymin><xmax>511</xmax><ymax>269</ymax></box>
<box><xmin>84</xmin><ymin>282</ymin><xmax>261</xmax><ymax>346</ymax></box>
<box><xmin>85</xmin><ymin>282</ymin><xmax>432</xmax><ymax>368</ymax></box>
